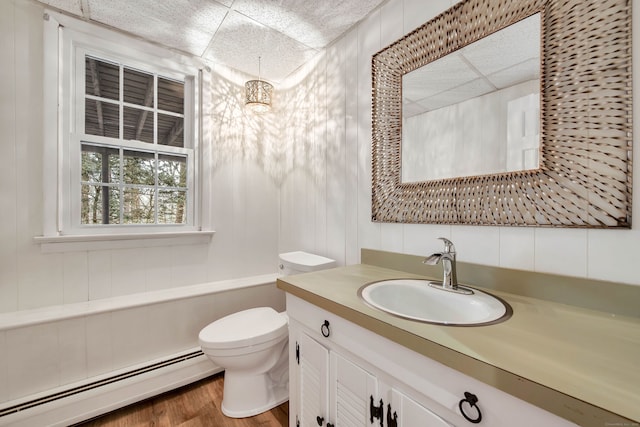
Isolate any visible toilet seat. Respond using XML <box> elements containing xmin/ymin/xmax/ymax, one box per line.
<box><xmin>199</xmin><ymin>307</ymin><xmax>288</xmax><ymax>350</ymax></box>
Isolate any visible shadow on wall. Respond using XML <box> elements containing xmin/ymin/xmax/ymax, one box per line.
<box><xmin>204</xmin><ymin>57</ymin><xmax>336</xmax><ymax>187</ymax></box>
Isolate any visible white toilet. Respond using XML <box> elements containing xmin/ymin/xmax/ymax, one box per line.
<box><xmin>198</xmin><ymin>251</ymin><xmax>336</xmax><ymax>418</ymax></box>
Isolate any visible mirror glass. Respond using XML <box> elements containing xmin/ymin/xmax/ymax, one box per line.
<box><xmin>401</xmin><ymin>13</ymin><xmax>541</xmax><ymax>183</ymax></box>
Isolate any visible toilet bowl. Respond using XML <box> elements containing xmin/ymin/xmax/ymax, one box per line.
<box><xmin>199</xmin><ymin>251</ymin><xmax>336</xmax><ymax>418</ymax></box>
<box><xmin>199</xmin><ymin>307</ymin><xmax>289</xmax><ymax>418</ymax></box>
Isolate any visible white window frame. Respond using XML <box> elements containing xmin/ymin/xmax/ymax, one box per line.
<box><xmin>38</xmin><ymin>12</ymin><xmax>213</xmax><ymax>251</ymax></box>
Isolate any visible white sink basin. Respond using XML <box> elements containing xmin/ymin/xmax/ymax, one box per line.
<box><xmin>359</xmin><ymin>279</ymin><xmax>511</xmax><ymax>326</ymax></box>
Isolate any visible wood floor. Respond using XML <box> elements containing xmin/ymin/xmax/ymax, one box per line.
<box><xmin>75</xmin><ymin>373</ymin><xmax>289</xmax><ymax>427</ymax></box>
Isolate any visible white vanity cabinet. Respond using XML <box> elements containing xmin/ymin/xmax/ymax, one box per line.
<box><xmin>296</xmin><ymin>331</ymin><xmax>380</xmax><ymax>427</ymax></box>
<box><xmin>289</xmin><ymin>295</ymin><xmax>463</xmax><ymax>427</ymax></box>
<box><xmin>286</xmin><ymin>293</ymin><xmax>577</xmax><ymax>427</ymax></box>
<box><xmin>295</xmin><ymin>330</ymin><xmax>454</xmax><ymax>427</ymax></box>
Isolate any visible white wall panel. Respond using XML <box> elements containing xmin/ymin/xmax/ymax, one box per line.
<box><xmin>534</xmin><ymin>228</ymin><xmax>588</xmax><ymax>278</ymax></box>
<box><xmin>356</xmin><ymin>10</ymin><xmax>382</xmax><ymax>254</ymax></box>
<box><xmin>403</xmin><ymin>0</ymin><xmax>452</xmax><ymax>34</ymax></box>
<box><xmin>325</xmin><ymin>39</ymin><xmax>348</xmax><ymax>266</ymax></box>
<box><xmin>143</xmin><ymin>246</ymin><xmax>174</xmax><ymax>292</ymax></box>
<box><xmin>85</xmin><ymin>312</ymin><xmax>113</xmax><ymax>378</ymax></box>
<box><xmin>451</xmin><ymin>226</ymin><xmax>501</xmax><ymax>266</ymax></box>
<box><xmin>170</xmin><ymin>243</ymin><xmax>209</xmax><ymax>287</ymax></box>
<box><xmin>313</xmin><ymin>54</ymin><xmax>328</xmax><ymax>257</ymax></box>
<box><xmin>88</xmin><ymin>250</ymin><xmax>112</xmax><ymax>300</ymax></box>
<box><xmin>381</xmin><ymin>0</ymin><xmax>404</xmax><ymax>46</ymax></box>
<box><xmin>587</xmin><ymin>230</ymin><xmax>640</xmax><ymax>285</ymax></box>
<box><xmin>0</xmin><ymin>0</ymin><xmax>18</xmax><ymax>314</ymax></box>
<box><xmin>380</xmin><ymin>224</ymin><xmax>405</xmax><ymax>254</ymax></box>
<box><xmin>6</xmin><ymin>323</ymin><xmax>59</xmax><ymax>399</ymax></box>
<box><xmin>57</xmin><ymin>317</ymin><xmax>87</xmax><ymax>385</ymax></box>
<box><xmin>110</xmin><ymin>307</ymin><xmax>153</xmax><ymax>371</ymax></box>
<box><xmin>208</xmin><ymin>161</ymin><xmax>237</xmax><ymax>281</ymax></box>
<box><xmin>63</xmin><ymin>252</ymin><xmax>89</xmax><ymax>304</ymax></box>
<box><xmin>0</xmin><ymin>331</ymin><xmax>7</xmax><ymax>403</ymax></box>
<box><xmin>17</xmin><ymin>251</ymin><xmax>64</xmax><ymax>310</ymax></box>
<box><xmin>499</xmin><ymin>228</ymin><xmax>535</xmax><ymax>271</ymax></box>
<box><xmin>344</xmin><ymin>28</ymin><xmax>360</xmax><ymax>265</ymax></box>
<box><xmin>111</xmin><ymin>249</ymin><xmax>147</xmax><ymax>297</ymax></box>
<box><xmin>240</xmin><ymin>163</ymin><xmax>279</xmax><ymax>275</ymax></box>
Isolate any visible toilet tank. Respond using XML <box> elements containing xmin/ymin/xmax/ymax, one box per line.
<box><xmin>278</xmin><ymin>251</ymin><xmax>336</xmax><ymax>276</ymax></box>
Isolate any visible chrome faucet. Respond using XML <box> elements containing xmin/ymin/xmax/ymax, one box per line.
<box><xmin>423</xmin><ymin>238</ymin><xmax>472</xmax><ymax>295</ymax></box>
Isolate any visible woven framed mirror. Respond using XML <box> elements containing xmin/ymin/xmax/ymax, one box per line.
<box><xmin>371</xmin><ymin>0</ymin><xmax>632</xmax><ymax>227</ymax></box>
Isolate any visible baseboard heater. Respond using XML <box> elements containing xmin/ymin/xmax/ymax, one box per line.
<box><xmin>0</xmin><ymin>349</ymin><xmax>207</xmax><ymax>421</ymax></box>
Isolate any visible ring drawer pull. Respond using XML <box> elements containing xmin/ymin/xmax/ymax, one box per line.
<box><xmin>321</xmin><ymin>320</ymin><xmax>331</xmax><ymax>337</ymax></box>
<box><xmin>459</xmin><ymin>391</ymin><xmax>482</xmax><ymax>423</ymax></box>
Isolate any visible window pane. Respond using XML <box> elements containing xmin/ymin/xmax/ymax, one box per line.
<box><xmin>81</xmin><ymin>184</ymin><xmax>102</xmax><ymax>224</ymax></box>
<box><xmin>81</xmin><ymin>184</ymin><xmax>120</xmax><ymax>224</ymax></box>
<box><xmin>158</xmin><ymin>77</ymin><xmax>184</xmax><ymax>114</ymax></box>
<box><xmin>85</xmin><ymin>99</ymin><xmax>119</xmax><ymax>138</ymax></box>
<box><xmin>82</xmin><ymin>144</ymin><xmax>119</xmax><ymax>183</ymax></box>
<box><xmin>85</xmin><ymin>57</ymin><xmax>119</xmax><ymax>101</ymax></box>
<box><xmin>123</xmin><ymin>106</ymin><xmax>154</xmax><ymax>143</ymax></box>
<box><xmin>107</xmin><ymin>187</ymin><xmax>121</xmax><ymax>224</ymax></box>
<box><xmin>123</xmin><ymin>150</ymin><xmax>155</xmax><ymax>185</ymax></box>
<box><xmin>123</xmin><ymin>187</ymin><xmax>155</xmax><ymax>224</ymax></box>
<box><xmin>158</xmin><ymin>190</ymin><xmax>186</xmax><ymax>224</ymax></box>
<box><xmin>158</xmin><ymin>113</ymin><xmax>184</xmax><ymax>147</ymax></box>
<box><xmin>82</xmin><ymin>151</ymin><xmax>102</xmax><ymax>183</ymax></box>
<box><xmin>124</xmin><ymin>67</ymin><xmax>154</xmax><ymax>107</ymax></box>
<box><xmin>158</xmin><ymin>154</ymin><xmax>186</xmax><ymax>188</ymax></box>
<box><xmin>109</xmin><ymin>150</ymin><xmax>120</xmax><ymax>182</ymax></box>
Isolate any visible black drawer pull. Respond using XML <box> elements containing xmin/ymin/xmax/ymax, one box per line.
<box><xmin>459</xmin><ymin>391</ymin><xmax>482</xmax><ymax>423</ymax></box>
<box><xmin>321</xmin><ymin>320</ymin><xmax>331</xmax><ymax>337</ymax></box>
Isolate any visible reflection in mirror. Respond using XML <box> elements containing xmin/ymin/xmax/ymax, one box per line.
<box><xmin>401</xmin><ymin>13</ymin><xmax>540</xmax><ymax>183</ymax></box>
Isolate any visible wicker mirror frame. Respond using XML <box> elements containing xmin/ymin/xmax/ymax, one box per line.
<box><xmin>371</xmin><ymin>0</ymin><xmax>632</xmax><ymax>227</ymax></box>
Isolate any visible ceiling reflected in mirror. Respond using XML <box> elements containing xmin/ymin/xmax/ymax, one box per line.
<box><xmin>401</xmin><ymin>13</ymin><xmax>541</xmax><ymax>183</ymax></box>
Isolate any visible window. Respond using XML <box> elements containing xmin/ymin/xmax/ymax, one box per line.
<box><xmin>42</xmin><ymin>19</ymin><xmax>204</xmax><ymax>240</ymax></box>
<box><xmin>79</xmin><ymin>57</ymin><xmax>190</xmax><ymax>226</ymax></box>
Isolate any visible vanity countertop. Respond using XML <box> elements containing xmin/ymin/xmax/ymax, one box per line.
<box><xmin>277</xmin><ymin>263</ymin><xmax>640</xmax><ymax>426</ymax></box>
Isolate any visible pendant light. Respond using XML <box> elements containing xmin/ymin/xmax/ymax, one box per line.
<box><xmin>245</xmin><ymin>56</ymin><xmax>273</xmax><ymax>112</ymax></box>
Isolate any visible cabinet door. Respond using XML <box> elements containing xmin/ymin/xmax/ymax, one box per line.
<box><xmin>389</xmin><ymin>389</ymin><xmax>458</xmax><ymax>427</ymax></box>
<box><xmin>298</xmin><ymin>333</ymin><xmax>329</xmax><ymax>427</ymax></box>
<box><xmin>330</xmin><ymin>353</ymin><xmax>379</xmax><ymax>427</ymax></box>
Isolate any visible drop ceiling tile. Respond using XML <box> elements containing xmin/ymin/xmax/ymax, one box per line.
<box><xmin>461</xmin><ymin>13</ymin><xmax>540</xmax><ymax>77</ymax></box>
<box><xmin>87</xmin><ymin>0</ymin><xmax>228</xmax><ymax>56</ymax></box>
<box><xmin>487</xmin><ymin>59</ymin><xmax>540</xmax><ymax>89</ymax></box>
<box><xmin>202</xmin><ymin>10</ymin><xmax>318</xmax><ymax>83</ymax></box>
<box><xmin>402</xmin><ymin>54</ymin><xmax>479</xmax><ymax>102</ymax></box>
<box><xmin>232</xmin><ymin>0</ymin><xmax>386</xmax><ymax>49</ymax></box>
<box><xmin>416</xmin><ymin>78</ymin><xmax>494</xmax><ymax>111</ymax></box>
<box><xmin>39</xmin><ymin>0</ymin><xmax>83</xmax><ymax>15</ymax></box>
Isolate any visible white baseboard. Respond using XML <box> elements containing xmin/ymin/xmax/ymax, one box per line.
<box><xmin>0</xmin><ymin>350</ymin><xmax>221</xmax><ymax>427</ymax></box>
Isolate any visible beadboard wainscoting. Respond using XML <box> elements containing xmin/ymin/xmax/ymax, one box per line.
<box><xmin>0</xmin><ymin>276</ymin><xmax>285</xmax><ymax>427</ymax></box>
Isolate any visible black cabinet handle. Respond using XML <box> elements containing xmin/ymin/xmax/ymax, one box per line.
<box><xmin>321</xmin><ymin>320</ymin><xmax>331</xmax><ymax>337</ymax></box>
<box><xmin>316</xmin><ymin>415</ymin><xmax>324</xmax><ymax>425</ymax></box>
<box><xmin>387</xmin><ymin>403</ymin><xmax>398</xmax><ymax>427</ymax></box>
<box><xmin>370</xmin><ymin>395</ymin><xmax>384</xmax><ymax>426</ymax></box>
<box><xmin>459</xmin><ymin>391</ymin><xmax>482</xmax><ymax>423</ymax></box>
<box><xmin>327</xmin><ymin>424</ymin><xmax>335</xmax><ymax>427</ymax></box>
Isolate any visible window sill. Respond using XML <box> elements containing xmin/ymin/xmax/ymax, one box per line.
<box><xmin>34</xmin><ymin>230</ymin><xmax>215</xmax><ymax>253</ymax></box>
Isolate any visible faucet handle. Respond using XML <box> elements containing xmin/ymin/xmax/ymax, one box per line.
<box><xmin>438</xmin><ymin>237</ymin><xmax>455</xmax><ymax>253</ymax></box>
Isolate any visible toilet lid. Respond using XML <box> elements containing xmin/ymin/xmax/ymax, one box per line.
<box><xmin>199</xmin><ymin>307</ymin><xmax>288</xmax><ymax>349</ymax></box>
